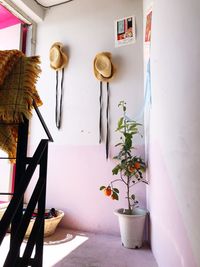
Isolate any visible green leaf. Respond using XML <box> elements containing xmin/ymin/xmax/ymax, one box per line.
<box><xmin>125</xmin><ymin>138</ymin><xmax>132</xmax><ymax>150</ymax></box>
<box><xmin>129</xmin><ymin>130</ymin><xmax>138</xmax><ymax>136</ymax></box>
<box><xmin>131</xmin><ymin>194</ymin><xmax>136</xmax><ymax>200</ymax></box>
<box><xmin>112</xmin><ymin>191</ymin><xmax>119</xmax><ymax>200</ymax></box>
<box><xmin>128</xmin><ymin>124</ymin><xmax>137</xmax><ymax>131</ymax></box>
<box><xmin>124</xmin><ymin>133</ymin><xmax>132</xmax><ymax>139</ymax></box>
<box><xmin>113</xmin><ymin>188</ymin><xmax>119</xmax><ymax>193</ymax></box>
<box><xmin>112</xmin><ymin>165</ymin><xmax>120</xmax><ymax>175</ymax></box>
<box><xmin>117</xmin><ymin>117</ymin><xmax>123</xmax><ymax>129</ymax></box>
<box><xmin>115</xmin><ymin>142</ymin><xmax>122</xmax><ymax>147</ymax></box>
<box><xmin>99</xmin><ymin>186</ymin><xmax>106</xmax><ymax>191</ymax></box>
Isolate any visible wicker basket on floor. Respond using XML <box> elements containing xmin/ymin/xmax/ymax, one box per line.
<box><xmin>0</xmin><ymin>208</ymin><xmax>64</xmax><ymax>237</ymax></box>
<box><xmin>25</xmin><ymin>209</ymin><xmax>64</xmax><ymax>237</ymax></box>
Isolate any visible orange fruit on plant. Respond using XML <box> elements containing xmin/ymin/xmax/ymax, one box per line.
<box><xmin>134</xmin><ymin>162</ymin><xmax>141</xmax><ymax>169</ymax></box>
<box><xmin>128</xmin><ymin>166</ymin><xmax>135</xmax><ymax>173</ymax></box>
<box><xmin>104</xmin><ymin>187</ymin><xmax>112</xmax><ymax>196</ymax></box>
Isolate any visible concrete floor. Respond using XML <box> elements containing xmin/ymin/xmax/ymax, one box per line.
<box><xmin>0</xmin><ymin>227</ymin><xmax>158</xmax><ymax>267</ymax></box>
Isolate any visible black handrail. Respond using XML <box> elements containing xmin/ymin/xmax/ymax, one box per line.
<box><xmin>33</xmin><ymin>100</ymin><xmax>53</xmax><ymax>142</ymax></box>
<box><xmin>0</xmin><ymin>140</ymin><xmax>48</xmax><ymax>243</ymax></box>
<box><xmin>0</xmin><ymin>103</ymin><xmax>53</xmax><ymax>267</ymax></box>
<box><xmin>3</xmin><ymin>143</ymin><xmax>47</xmax><ymax>266</ymax></box>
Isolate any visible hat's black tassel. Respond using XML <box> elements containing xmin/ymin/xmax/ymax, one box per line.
<box><xmin>99</xmin><ymin>81</ymin><xmax>102</xmax><ymax>143</ymax></box>
<box><xmin>55</xmin><ymin>70</ymin><xmax>59</xmax><ymax>128</ymax></box>
<box><xmin>106</xmin><ymin>82</ymin><xmax>110</xmax><ymax>159</ymax></box>
<box><xmin>55</xmin><ymin>68</ymin><xmax>64</xmax><ymax>129</ymax></box>
<box><xmin>59</xmin><ymin>68</ymin><xmax>64</xmax><ymax>128</ymax></box>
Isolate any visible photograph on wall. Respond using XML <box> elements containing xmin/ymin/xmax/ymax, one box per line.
<box><xmin>115</xmin><ymin>16</ymin><xmax>136</xmax><ymax>47</ymax></box>
<box><xmin>144</xmin><ymin>7</ymin><xmax>153</xmax><ymax>61</ymax></box>
<box><xmin>145</xmin><ymin>9</ymin><xmax>152</xmax><ymax>43</ymax></box>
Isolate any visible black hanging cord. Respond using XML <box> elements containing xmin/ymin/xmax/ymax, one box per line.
<box><xmin>55</xmin><ymin>71</ymin><xmax>58</xmax><ymax>127</ymax></box>
<box><xmin>55</xmin><ymin>69</ymin><xmax>64</xmax><ymax>129</ymax></box>
<box><xmin>33</xmin><ymin>0</ymin><xmax>74</xmax><ymax>8</ymax></box>
<box><xmin>99</xmin><ymin>81</ymin><xmax>102</xmax><ymax>144</ymax></box>
<box><xmin>106</xmin><ymin>82</ymin><xmax>110</xmax><ymax>159</ymax></box>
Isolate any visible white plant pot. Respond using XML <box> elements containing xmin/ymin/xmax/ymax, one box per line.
<box><xmin>114</xmin><ymin>208</ymin><xmax>147</xmax><ymax>249</ymax></box>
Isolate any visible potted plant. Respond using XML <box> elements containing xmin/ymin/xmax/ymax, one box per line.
<box><xmin>100</xmin><ymin>101</ymin><xmax>148</xmax><ymax>249</ymax></box>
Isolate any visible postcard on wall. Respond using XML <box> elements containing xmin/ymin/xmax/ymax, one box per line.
<box><xmin>115</xmin><ymin>16</ymin><xmax>136</xmax><ymax>47</ymax></box>
<box><xmin>144</xmin><ymin>7</ymin><xmax>153</xmax><ymax>61</ymax></box>
<box><xmin>145</xmin><ymin>9</ymin><xmax>152</xmax><ymax>43</ymax></box>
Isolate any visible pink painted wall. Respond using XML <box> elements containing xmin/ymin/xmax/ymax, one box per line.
<box><xmin>46</xmin><ymin>144</ymin><xmax>146</xmax><ymax>234</ymax></box>
<box><xmin>0</xmin><ymin>4</ymin><xmax>21</xmax><ymax>30</ymax></box>
<box><xmin>143</xmin><ymin>0</ymin><xmax>200</xmax><ymax>266</ymax></box>
<box><xmin>148</xmin><ymin>142</ymin><xmax>197</xmax><ymax>267</ymax></box>
<box><xmin>27</xmin><ymin>143</ymin><xmax>146</xmax><ymax>235</ymax></box>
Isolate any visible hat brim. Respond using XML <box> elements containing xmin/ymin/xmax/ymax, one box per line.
<box><xmin>50</xmin><ymin>42</ymin><xmax>68</xmax><ymax>71</ymax></box>
<box><xmin>93</xmin><ymin>52</ymin><xmax>116</xmax><ymax>82</ymax></box>
<box><xmin>50</xmin><ymin>53</ymin><xmax>68</xmax><ymax>71</ymax></box>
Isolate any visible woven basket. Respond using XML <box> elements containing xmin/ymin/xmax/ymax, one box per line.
<box><xmin>0</xmin><ymin>208</ymin><xmax>64</xmax><ymax>237</ymax></box>
<box><xmin>25</xmin><ymin>209</ymin><xmax>64</xmax><ymax>237</ymax></box>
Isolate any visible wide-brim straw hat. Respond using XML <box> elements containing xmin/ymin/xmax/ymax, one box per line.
<box><xmin>49</xmin><ymin>42</ymin><xmax>68</xmax><ymax>71</ymax></box>
<box><xmin>93</xmin><ymin>52</ymin><xmax>116</xmax><ymax>82</ymax></box>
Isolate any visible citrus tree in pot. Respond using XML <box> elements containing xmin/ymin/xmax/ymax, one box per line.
<box><xmin>100</xmin><ymin>101</ymin><xmax>148</xmax><ymax>249</ymax></box>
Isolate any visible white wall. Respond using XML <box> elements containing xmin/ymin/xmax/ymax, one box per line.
<box><xmin>0</xmin><ymin>23</ymin><xmax>22</xmax><ymax>50</ymax></box>
<box><xmin>28</xmin><ymin>0</ymin><xmax>146</xmax><ymax>235</ymax></box>
<box><xmin>31</xmin><ymin>0</ymin><xmax>144</xmax><ymax>147</ymax></box>
<box><xmin>144</xmin><ymin>0</ymin><xmax>200</xmax><ymax>266</ymax></box>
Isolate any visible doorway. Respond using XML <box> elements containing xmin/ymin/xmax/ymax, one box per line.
<box><xmin>0</xmin><ymin>3</ymin><xmax>31</xmax><ymax>203</ymax></box>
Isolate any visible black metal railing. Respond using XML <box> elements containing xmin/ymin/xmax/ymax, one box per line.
<box><xmin>0</xmin><ymin>102</ymin><xmax>53</xmax><ymax>267</ymax></box>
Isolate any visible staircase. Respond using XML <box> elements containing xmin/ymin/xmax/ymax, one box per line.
<box><xmin>0</xmin><ymin>101</ymin><xmax>53</xmax><ymax>267</ymax></box>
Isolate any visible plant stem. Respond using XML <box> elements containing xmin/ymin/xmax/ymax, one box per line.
<box><xmin>120</xmin><ymin>172</ymin><xmax>127</xmax><ymax>185</ymax></box>
<box><xmin>123</xmin><ymin>111</ymin><xmax>132</xmax><ymax>213</ymax></box>
<box><xmin>129</xmin><ymin>178</ymin><xmax>149</xmax><ymax>188</ymax></box>
<box><xmin>110</xmin><ymin>179</ymin><xmax>123</xmax><ymax>187</ymax></box>
<box><xmin>127</xmin><ymin>176</ymin><xmax>131</xmax><ymax>214</ymax></box>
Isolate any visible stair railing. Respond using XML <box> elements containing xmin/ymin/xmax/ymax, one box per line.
<box><xmin>0</xmin><ymin>101</ymin><xmax>53</xmax><ymax>267</ymax></box>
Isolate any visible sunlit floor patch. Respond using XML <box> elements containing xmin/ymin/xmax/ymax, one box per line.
<box><xmin>0</xmin><ymin>228</ymin><xmax>158</xmax><ymax>267</ymax></box>
<box><xmin>0</xmin><ymin>229</ymin><xmax>89</xmax><ymax>267</ymax></box>
<box><xmin>43</xmin><ymin>229</ymin><xmax>89</xmax><ymax>266</ymax></box>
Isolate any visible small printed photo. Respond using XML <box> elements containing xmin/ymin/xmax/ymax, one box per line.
<box><xmin>145</xmin><ymin>10</ymin><xmax>152</xmax><ymax>43</ymax></box>
<box><xmin>115</xmin><ymin>16</ymin><xmax>136</xmax><ymax>47</ymax></box>
<box><xmin>117</xmin><ymin>19</ymin><xmax>125</xmax><ymax>36</ymax></box>
<box><xmin>125</xmin><ymin>17</ymin><xmax>133</xmax><ymax>38</ymax></box>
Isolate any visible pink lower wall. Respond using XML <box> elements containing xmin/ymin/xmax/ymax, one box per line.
<box><xmin>26</xmin><ymin>144</ymin><xmax>146</xmax><ymax>236</ymax></box>
<box><xmin>148</xmin><ymin>142</ymin><xmax>197</xmax><ymax>267</ymax></box>
<box><xmin>143</xmin><ymin>0</ymin><xmax>200</xmax><ymax>265</ymax></box>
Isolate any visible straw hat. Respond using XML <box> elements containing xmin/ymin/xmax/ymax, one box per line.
<box><xmin>49</xmin><ymin>42</ymin><xmax>68</xmax><ymax>70</ymax></box>
<box><xmin>93</xmin><ymin>52</ymin><xmax>115</xmax><ymax>82</ymax></box>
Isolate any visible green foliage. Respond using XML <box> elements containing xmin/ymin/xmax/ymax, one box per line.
<box><xmin>111</xmin><ymin>191</ymin><xmax>119</xmax><ymax>200</ymax></box>
<box><xmin>113</xmin><ymin>188</ymin><xmax>119</xmax><ymax>194</ymax></box>
<box><xmin>99</xmin><ymin>186</ymin><xmax>106</xmax><ymax>191</ymax></box>
<box><xmin>100</xmin><ymin>101</ymin><xmax>147</xmax><ymax>214</ymax></box>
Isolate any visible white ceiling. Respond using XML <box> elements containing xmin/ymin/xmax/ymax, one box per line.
<box><xmin>36</xmin><ymin>0</ymin><xmax>73</xmax><ymax>6</ymax></box>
